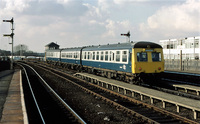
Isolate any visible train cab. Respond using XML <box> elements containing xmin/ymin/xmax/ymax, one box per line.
<box><xmin>131</xmin><ymin>41</ymin><xmax>164</xmax><ymax>74</ymax></box>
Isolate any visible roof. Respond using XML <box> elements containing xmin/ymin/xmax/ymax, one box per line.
<box><xmin>45</xmin><ymin>42</ymin><xmax>59</xmax><ymax>47</ymax></box>
<box><xmin>45</xmin><ymin>41</ymin><xmax>162</xmax><ymax>52</ymax></box>
<box><xmin>83</xmin><ymin>41</ymin><xmax>162</xmax><ymax>51</ymax></box>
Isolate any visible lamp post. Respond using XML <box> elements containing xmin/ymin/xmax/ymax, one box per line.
<box><xmin>3</xmin><ymin>17</ymin><xmax>14</xmax><ymax>70</ymax></box>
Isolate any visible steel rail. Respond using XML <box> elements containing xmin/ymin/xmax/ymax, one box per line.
<box><xmin>31</xmin><ymin>62</ymin><xmax>160</xmax><ymax>124</ymax></box>
<box><xmin>35</xmin><ymin>62</ymin><xmax>199</xmax><ymax>124</ymax></box>
<box><xmin>19</xmin><ymin>62</ymin><xmax>87</xmax><ymax>124</ymax></box>
<box><xmin>18</xmin><ymin>64</ymin><xmax>46</xmax><ymax>124</ymax></box>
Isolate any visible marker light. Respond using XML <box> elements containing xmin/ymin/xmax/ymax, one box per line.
<box><xmin>158</xmin><ymin>67</ymin><xmax>161</xmax><ymax>70</ymax></box>
<box><xmin>139</xmin><ymin>67</ymin><xmax>142</xmax><ymax>71</ymax></box>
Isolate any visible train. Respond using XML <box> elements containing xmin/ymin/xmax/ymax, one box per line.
<box><xmin>45</xmin><ymin>41</ymin><xmax>164</xmax><ymax>84</ymax></box>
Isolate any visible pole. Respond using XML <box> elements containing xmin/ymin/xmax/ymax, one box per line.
<box><xmin>11</xmin><ymin>17</ymin><xmax>14</xmax><ymax>70</ymax></box>
<box><xmin>180</xmin><ymin>39</ymin><xmax>182</xmax><ymax>71</ymax></box>
<box><xmin>3</xmin><ymin>17</ymin><xmax>14</xmax><ymax>70</ymax></box>
<box><xmin>121</xmin><ymin>31</ymin><xmax>130</xmax><ymax>43</ymax></box>
<box><xmin>180</xmin><ymin>50</ymin><xmax>182</xmax><ymax>71</ymax></box>
<box><xmin>194</xmin><ymin>37</ymin><xmax>195</xmax><ymax>60</ymax></box>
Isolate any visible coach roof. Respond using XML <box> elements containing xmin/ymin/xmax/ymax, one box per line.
<box><xmin>83</xmin><ymin>41</ymin><xmax>162</xmax><ymax>51</ymax></box>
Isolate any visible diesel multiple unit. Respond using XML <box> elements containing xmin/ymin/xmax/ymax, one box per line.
<box><xmin>45</xmin><ymin>41</ymin><xmax>164</xmax><ymax>84</ymax></box>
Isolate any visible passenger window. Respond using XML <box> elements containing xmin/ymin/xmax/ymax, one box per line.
<box><xmin>101</xmin><ymin>51</ymin><xmax>104</xmax><ymax>60</ymax></box>
<box><xmin>122</xmin><ymin>51</ymin><xmax>127</xmax><ymax>62</ymax></box>
<box><xmin>137</xmin><ymin>52</ymin><xmax>147</xmax><ymax>62</ymax></box>
<box><xmin>116</xmin><ymin>51</ymin><xmax>121</xmax><ymax>62</ymax></box>
<box><xmin>88</xmin><ymin>52</ymin><xmax>90</xmax><ymax>60</ymax></box>
<box><xmin>105</xmin><ymin>51</ymin><xmax>108</xmax><ymax>61</ymax></box>
<box><xmin>62</xmin><ymin>53</ymin><xmax>65</xmax><ymax>57</ymax></box>
<box><xmin>152</xmin><ymin>52</ymin><xmax>161</xmax><ymax>61</ymax></box>
<box><xmin>93</xmin><ymin>52</ymin><xmax>95</xmax><ymax>60</ymax></box>
<box><xmin>71</xmin><ymin>53</ymin><xmax>73</xmax><ymax>58</ymax></box>
<box><xmin>84</xmin><ymin>52</ymin><xmax>87</xmax><ymax>59</ymax></box>
<box><xmin>96</xmin><ymin>52</ymin><xmax>99</xmax><ymax>60</ymax></box>
<box><xmin>77</xmin><ymin>53</ymin><xmax>79</xmax><ymax>58</ymax></box>
<box><xmin>109</xmin><ymin>51</ymin><xmax>112</xmax><ymax>61</ymax></box>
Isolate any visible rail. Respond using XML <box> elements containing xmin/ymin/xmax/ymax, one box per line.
<box><xmin>18</xmin><ymin>63</ymin><xmax>87</xmax><ymax>124</ymax></box>
<box><xmin>18</xmin><ymin>64</ymin><xmax>45</xmax><ymax>124</ymax></box>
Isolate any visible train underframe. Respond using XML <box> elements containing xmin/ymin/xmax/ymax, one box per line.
<box><xmin>47</xmin><ymin>60</ymin><xmax>161</xmax><ymax>85</ymax></box>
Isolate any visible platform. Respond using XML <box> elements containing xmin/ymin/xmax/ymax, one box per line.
<box><xmin>76</xmin><ymin>72</ymin><xmax>200</xmax><ymax>119</ymax></box>
<box><xmin>165</xmin><ymin>70</ymin><xmax>200</xmax><ymax>77</ymax></box>
<box><xmin>171</xmin><ymin>83</ymin><xmax>200</xmax><ymax>95</ymax></box>
<box><xmin>0</xmin><ymin>70</ymin><xmax>28</xmax><ymax>124</ymax></box>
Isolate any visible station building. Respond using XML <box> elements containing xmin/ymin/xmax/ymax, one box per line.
<box><xmin>160</xmin><ymin>36</ymin><xmax>200</xmax><ymax>60</ymax></box>
<box><xmin>159</xmin><ymin>36</ymin><xmax>200</xmax><ymax>71</ymax></box>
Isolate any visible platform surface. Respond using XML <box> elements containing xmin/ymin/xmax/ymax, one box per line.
<box><xmin>0</xmin><ymin>70</ymin><xmax>27</xmax><ymax>124</ymax></box>
<box><xmin>0</xmin><ymin>70</ymin><xmax>14</xmax><ymax>120</ymax></box>
<box><xmin>77</xmin><ymin>73</ymin><xmax>200</xmax><ymax>111</ymax></box>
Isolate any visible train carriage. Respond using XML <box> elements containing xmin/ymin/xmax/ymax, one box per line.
<box><xmin>45</xmin><ymin>49</ymin><xmax>61</xmax><ymax>62</ymax></box>
<box><xmin>45</xmin><ymin>41</ymin><xmax>164</xmax><ymax>84</ymax></box>
<box><xmin>81</xmin><ymin>43</ymin><xmax>132</xmax><ymax>73</ymax></box>
<box><xmin>61</xmin><ymin>48</ymin><xmax>82</xmax><ymax>65</ymax></box>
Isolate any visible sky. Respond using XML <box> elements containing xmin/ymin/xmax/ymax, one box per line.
<box><xmin>0</xmin><ymin>0</ymin><xmax>199</xmax><ymax>52</ymax></box>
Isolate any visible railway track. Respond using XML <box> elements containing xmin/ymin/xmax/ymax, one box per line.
<box><xmin>41</xmin><ymin>60</ymin><xmax>200</xmax><ymax>100</ymax></box>
<box><xmin>21</xmin><ymin>61</ymin><xmax>199</xmax><ymax>124</ymax></box>
<box><xmin>18</xmin><ymin>63</ymin><xmax>86</xmax><ymax>124</ymax></box>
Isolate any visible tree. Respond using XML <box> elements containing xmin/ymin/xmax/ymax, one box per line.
<box><xmin>14</xmin><ymin>44</ymin><xmax>28</xmax><ymax>56</ymax></box>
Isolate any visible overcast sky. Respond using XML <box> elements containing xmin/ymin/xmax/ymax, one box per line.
<box><xmin>0</xmin><ymin>0</ymin><xmax>199</xmax><ymax>52</ymax></box>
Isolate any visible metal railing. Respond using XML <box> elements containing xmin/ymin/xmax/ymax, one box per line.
<box><xmin>164</xmin><ymin>59</ymin><xmax>200</xmax><ymax>72</ymax></box>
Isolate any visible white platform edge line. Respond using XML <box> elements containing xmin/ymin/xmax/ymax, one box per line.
<box><xmin>20</xmin><ymin>70</ymin><xmax>29</xmax><ymax>124</ymax></box>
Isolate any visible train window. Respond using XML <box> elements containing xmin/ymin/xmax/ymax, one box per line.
<box><xmin>122</xmin><ymin>51</ymin><xmax>127</xmax><ymax>62</ymax></box>
<box><xmin>64</xmin><ymin>53</ymin><xmax>67</xmax><ymax>58</ymax></box>
<box><xmin>105</xmin><ymin>51</ymin><xmax>108</xmax><ymax>61</ymax></box>
<box><xmin>88</xmin><ymin>52</ymin><xmax>90</xmax><ymax>60</ymax></box>
<box><xmin>137</xmin><ymin>52</ymin><xmax>147</xmax><ymax>62</ymax></box>
<box><xmin>112</xmin><ymin>52</ymin><xmax>115</xmax><ymax>61</ymax></box>
<box><xmin>74</xmin><ymin>53</ymin><xmax>76</xmax><ymax>58</ymax></box>
<box><xmin>109</xmin><ymin>51</ymin><xmax>112</xmax><ymax>61</ymax></box>
<box><xmin>67</xmin><ymin>53</ymin><xmax>70</xmax><ymax>58</ymax></box>
<box><xmin>96</xmin><ymin>52</ymin><xmax>99</xmax><ymax>60</ymax></box>
<box><xmin>89</xmin><ymin>52</ymin><xmax>92</xmax><ymax>60</ymax></box>
<box><xmin>69</xmin><ymin>53</ymin><xmax>72</xmax><ymax>58</ymax></box>
<box><xmin>93</xmin><ymin>52</ymin><xmax>95</xmax><ymax>60</ymax></box>
<box><xmin>116</xmin><ymin>51</ymin><xmax>121</xmax><ymax>62</ymax></box>
<box><xmin>84</xmin><ymin>52</ymin><xmax>87</xmax><ymax>59</ymax></box>
<box><xmin>101</xmin><ymin>51</ymin><xmax>104</xmax><ymax>60</ymax></box>
<box><xmin>61</xmin><ymin>53</ymin><xmax>64</xmax><ymax>57</ymax></box>
<box><xmin>152</xmin><ymin>52</ymin><xmax>161</xmax><ymax>61</ymax></box>
<box><xmin>77</xmin><ymin>53</ymin><xmax>80</xmax><ymax>58</ymax></box>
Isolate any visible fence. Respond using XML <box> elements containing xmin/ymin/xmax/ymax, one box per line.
<box><xmin>164</xmin><ymin>59</ymin><xmax>200</xmax><ymax>72</ymax></box>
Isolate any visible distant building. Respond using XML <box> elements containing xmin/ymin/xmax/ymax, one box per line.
<box><xmin>45</xmin><ymin>42</ymin><xmax>59</xmax><ymax>51</ymax></box>
<box><xmin>160</xmin><ymin>36</ymin><xmax>200</xmax><ymax>71</ymax></box>
<box><xmin>160</xmin><ymin>36</ymin><xmax>200</xmax><ymax>60</ymax></box>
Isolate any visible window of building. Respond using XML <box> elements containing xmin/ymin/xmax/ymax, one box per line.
<box><xmin>195</xmin><ymin>39</ymin><xmax>199</xmax><ymax>48</ymax></box>
<box><xmin>137</xmin><ymin>52</ymin><xmax>147</xmax><ymax>62</ymax></box>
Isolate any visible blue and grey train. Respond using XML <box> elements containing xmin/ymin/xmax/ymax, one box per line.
<box><xmin>45</xmin><ymin>41</ymin><xmax>164</xmax><ymax>83</ymax></box>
